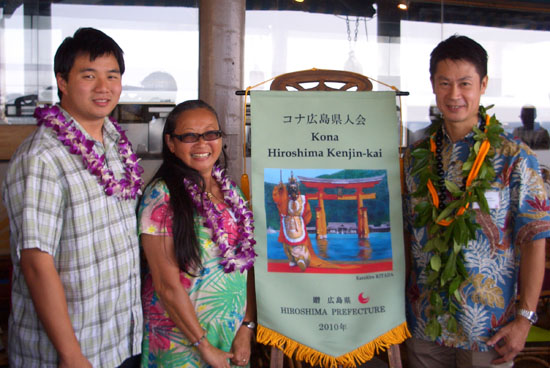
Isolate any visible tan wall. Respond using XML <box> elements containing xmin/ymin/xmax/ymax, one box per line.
<box><xmin>0</xmin><ymin>126</ymin><xmax>37</xmax><ymax>254</ymax></box>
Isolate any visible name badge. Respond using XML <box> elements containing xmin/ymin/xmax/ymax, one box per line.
<box><xmin>473</xmin><ymin>190</ymin><xmax>500</xmax><ymax>210</ymax></box>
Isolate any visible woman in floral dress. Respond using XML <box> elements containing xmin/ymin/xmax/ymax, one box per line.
<box><xmin>138</xmin><ymin>100</ymin><xmax>256</xmax><ymax>368</ymax></box>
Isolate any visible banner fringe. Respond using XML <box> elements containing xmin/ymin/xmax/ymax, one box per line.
<box><xmin>257</xmin><ymin>322</ymin><xmax>411</xmax><ymax>368</ymax></box>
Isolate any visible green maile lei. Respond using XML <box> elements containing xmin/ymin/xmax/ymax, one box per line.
<box><xmin>410</xmin><ymin>105</ymin><xmax>504</xmax><ymax>340</ymax></box>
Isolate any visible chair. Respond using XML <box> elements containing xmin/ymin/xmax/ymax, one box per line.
<box><xmin>265</xmin><ymin>69</ymin><xmax>401</xmax><ymax>368</ymax></box>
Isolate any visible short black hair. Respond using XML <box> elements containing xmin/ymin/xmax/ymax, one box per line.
<box><xmin>521</xmin><ymin>105</ymin><xmax>537</xmax><ymax>121</ymax></box>
<box><xmin>54</xmin><ymin>27</ymin><xmax>125</xmax><ymax>101</ymax></box>
<box><xmin>429</xmin><ymin>35</ymin><xmax>488</xmax><ymax>81</ymax></box>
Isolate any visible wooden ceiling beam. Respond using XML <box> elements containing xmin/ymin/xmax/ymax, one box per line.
<box><xmin>409</xmin><ymin>0</ymin><xmax>550</xmax><ymax>14</ymax></box>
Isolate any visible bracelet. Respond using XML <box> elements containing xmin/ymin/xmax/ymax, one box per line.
<box><xmin>192</xmin><ymin>333</ymin><xmax>207</xmax><ymax>347</ymax></box>
<box><xmin>242</xmin><ymin>321</ymin><xmax>256</xmax><ymax>330</ymax></box>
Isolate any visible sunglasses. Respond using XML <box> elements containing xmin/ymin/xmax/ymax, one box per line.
<box><xmin>170</xmin><ymin>130</ymin><xmax>223</xmax><ymax>143</ymax></box>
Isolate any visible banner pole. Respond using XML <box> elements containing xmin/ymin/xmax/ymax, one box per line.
<box><xmin>235</xmin><ymin>90</ymin><xmax>410</xmax><ymax>96</ymax></box>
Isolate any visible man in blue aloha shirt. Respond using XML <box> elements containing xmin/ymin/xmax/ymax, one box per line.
<box><xmin>403</xmin><ymin>35</ymin><xmax>550</xmax><ymax>368</ymax></box>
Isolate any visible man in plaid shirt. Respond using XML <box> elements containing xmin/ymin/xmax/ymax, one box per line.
<box><xmin>2</xmin><ymin>28</ymin><xmax>143</xmax><ymax>368</ymax></box>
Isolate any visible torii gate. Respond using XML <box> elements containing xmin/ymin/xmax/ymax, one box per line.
<box><xmin>297</xmin><ymin>175</ymin><xmax>385</xmax><ymax>242</ymax></box>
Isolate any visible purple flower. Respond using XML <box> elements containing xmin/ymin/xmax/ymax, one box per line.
<box><xmin>183</xmin><ymin>165</ymin><xmax>256</xmax><ymax>273</ymax></box>
<box><xmin>34</xmin><ymin>105</ymin><xmax>143</xmax><ymax>200</ymax></box>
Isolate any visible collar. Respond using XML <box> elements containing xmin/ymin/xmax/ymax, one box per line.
<box><xmin>440</xmin><ymin>115</ymin><xmax>484</xmax><ymax>144</ymax></box>
<box><xmin>58</xmin><ymin>105</ymin><xmax>121</xmax><ymax>144</ymax></box>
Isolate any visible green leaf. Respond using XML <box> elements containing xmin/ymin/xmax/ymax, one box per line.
<box><xmin>415</xmin><ymin>201</ymin><xmax>431</xmax><ymax>213</ymax></box>
<box><xmin>423</xmin><ymin>238</ymin><xmax>437</xmax><ymax>253</ymax></box>
<box><xmin>475</xmin><ymin>187</ymin><xmax>490</xmax><ymax>213</ymax></box>
<box><xmin>449</xmin><ymin>276</ymin><xmax>461</xmax><ymax>296</ymax></box>
<box><xmin>441</xmin><ymin>250</ymin><xmax>457</xmax><ymax>284</ymax></box>
<box><xmin>485</xmin><ymin>166</ymin><xmax>496</xmax><ymax>181</ymax></box>
<box><xmin>435</xmin><ymin>201</ymin><xmax>462</xmax><ymax>223</ymax></box>
<box><xmin>426</xmin><ymin>270</ymin><xmax>439</xmax><ymax>285</ymax></box>
<box><xmin>430</xmin><ymin>292</ymin><xmax>443</xmax><ymax>314</ymax></box>
<box><xmin>434</xmin><ymin>237</ymin><xmax>448</xmax><ymax>253</ymax></box>
<box><xmin>453</xmin><ymin>240</ymin><xmax>462</xmax><ymax>254</ymax></box>
<box><xmin>411</xmin><ymin>158</ymin><xmax>429</xmax><ymax>176</ymax></box>
<box><xmin>414</xmin><ymin>202</ymin><xmax>431</xmax><ymax>227</ymax></box>
<box><xmin>455</xmin><ymin>220</ymin><xmax>469</xmax><ymax>245</ymax></box>
<box><xmin>429</xmin><ymin>222</ymin><xmax>441</xmax><ymax>235</ymax></box>
<box><xmin>466</xmin><ymin>219</ymin><xmax>478</xmax><ymax>239</ymax></box>
<box><xmin>449</xmin><ymin>302</ymin><xmax>457</xmax><ymax>314</ymax></box>
<box><xmin>442</xmin><ymin>223</ymin><xmax>455</xmax><ymax>244</ymax></box>
<box><xmin>462</xmin><ymin>160</ymin><xmax>473</xmax><ymax>172</ymax></box>
<box><xmin>478</xmin><ymin>163</ymin><xmax>488</xmax><ymax>180</ymax></box>
<box><xmin>453</xmin><ymin>288</ymin><xmax>462</xmax><ymax>302</ymax></box>
<box><xmin>411</xmin><ymin>148</ymin><xmax>430</xmax><ymax>158</ymax></box>
<box><xmin>474</xmin><ymin>140</ymin><xmax>481</xmax><ymax>154</ymax></box>
<box><xmin>447</xmin><ymin>315</ymin><xmax>458</xmax><ymax>333</ymax></box>
<box><xmin>430</xmin><ymin>254</ymin><xmax>442</xmax><ymax>271</ymax></box>
<box><xmin>445</xmin><ymin>180</ymin><xmax>462</xmax><ymax>196</ymax></box>
<box><xmin>414</xmin><ymin>212</ymin><xmax>430</xmax><ymax>228</ymax></box>
<box><xmin>472</xmin><ymin>126</ymin><xmax>486</xmax><ymax>140</ymax></box>
<box><xmin>457</xmin><ymin>256</ymin><xmax>469</xmax><ymax>279</ymax></box>
<box><xmin>432</xmin><ymin>206</ymin><xmax>439</xmax><ymax>221</ymax></box>
<box><xmin>425</xmin><ymin>318</ymin><xmax>442</xmax><ymax>341</ymax></box>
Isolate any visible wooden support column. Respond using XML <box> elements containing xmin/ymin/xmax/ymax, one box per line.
<box><xmin>199</xmin><ymin>0</ymin><xmax>245</xmax><ymax>178</ymax></box>
<box><xmin>0</xmin><ymin>8</ymin><xmax>6</xmax><ymax>121</ymax></box>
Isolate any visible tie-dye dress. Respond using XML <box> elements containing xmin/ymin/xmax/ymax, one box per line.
<box><xmin>138</xmin><ymin>179</ymin><xmax>248</xmax><ymax>367</ymax></box>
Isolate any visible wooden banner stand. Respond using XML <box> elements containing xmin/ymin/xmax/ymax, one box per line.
<box><xmin>267</xmin><ymin>345</ymin><xmax>402</xmax><ymax>368</ymax></box>
<box><xmin>262</xmin><ymin>69</ymin><xmax>405</xmax><ymax>368</ymax></box>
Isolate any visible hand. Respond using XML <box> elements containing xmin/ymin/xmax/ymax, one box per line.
<box><xmin>197</xmin><ymin>340</ymin><xmax>234</xmax><ymax>368</ymax></box>
<box><xmin>58</xmin><ymin>352</ymin><xmax>93</xmax><ymax>368</ymax></box>
<box><xmin>486</xmin><ymin>317</ymin><xmax>531</xmax><ymax>364</ymax></box>
<box><xmin>230</xmin><ymin>325</ymin><xmax>254</xmax><ymax>366</ymax></box>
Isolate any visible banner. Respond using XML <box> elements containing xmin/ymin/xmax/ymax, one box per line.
<box><xmin>250</xmin><ymin>91</ymin><xmax>410</xmax><ymax>367</ymax></box>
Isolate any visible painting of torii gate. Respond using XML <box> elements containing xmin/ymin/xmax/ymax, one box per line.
<box><xmin>264</xmin><ymin>168</ymin><xmax>394</xmax><ymax>274</ymax></box>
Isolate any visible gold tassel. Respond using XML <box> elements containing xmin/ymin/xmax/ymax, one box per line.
<box><xmin>241</xmin><ymin>173</ymin><xmax>250</xmax><ymax>201</ymax></box>
<box><xmin>257</xmin><ymin>322</ymin><xmax>410</xmax><ymax>368</ymax></box>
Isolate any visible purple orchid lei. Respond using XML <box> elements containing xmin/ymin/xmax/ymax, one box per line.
<box><xmin>184</xmin><ymin>166</ymin><xmax>256</xmax><ymax>273</ymax></box>
<box><xmin>34</xmin><ymin>105</ymin><xmax>144</xmax><ymax>200</ymax></box>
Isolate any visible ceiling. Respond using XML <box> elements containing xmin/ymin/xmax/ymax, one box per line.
<box><xmin>245</xmin><ymin>0</ymin><xmax>376</xmax><ymax>17</ymax></box>
<box><xmin>406</xmin><ymin>0</ymin><xmax>550</xmax><ymax>31</ymax></box>
<box><xmin>1</xmin><ymin>0</ymin><xmax>550</xmax><ymax>31</ymax></box>
<box><xmin>246</xmin><ymin>0</ymin><xmax>550</xmax><ymax>31</ymax></box>
<box><xmin>247</xmin><ymin>0</ymin><xmax>550</xmax><ymax>31</ymax></box>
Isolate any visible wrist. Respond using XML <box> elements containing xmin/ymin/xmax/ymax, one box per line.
<box><xmin>57</xmin><ymin>341</ymin><xmax>84</xmax><ymax>360</ymax></box>
<box><xmin>241</xmin><ymin>320</ymin><xmax>256</xmax><ymax>331</ymax></box>
<box><xmin>240</xmin><ymin>321</ymin><xmax>256</xmax><ymax>340</ymax></box>
<box><xmin>194</xmin><ymin>333</ymin><xmax>207</xmax><ymax>346</ymax></box>
<box><xmin>189</xmin><ymin>331</ymin><xmax>208</xmax><ymax>348</ymax></box>
<box><xmin>517</xmin><ymin>308</ymin><xmax>538</xmax><ymax>325</ymax></box>
<box><xmin>195</xmin><ymin>335</ymin><xmax>212</xmax><ymax>354</ymax></box>
<box><xmin>57</xmin><ymin>349</ymin><xmax>88</xmax><ymax>367</ymax></box>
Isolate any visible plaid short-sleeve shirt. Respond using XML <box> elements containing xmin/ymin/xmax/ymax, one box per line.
<box><xmin>2</xmin><ymin>109</ymin><xmax>143</xmax><ymax>367</ymax></box>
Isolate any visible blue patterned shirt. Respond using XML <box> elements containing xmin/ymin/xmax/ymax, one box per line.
<box><xmin>403</xmin><ymin>119</ymin><xmax>550</xmax><ymax>351</ymax></box>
